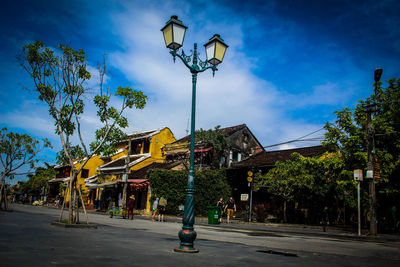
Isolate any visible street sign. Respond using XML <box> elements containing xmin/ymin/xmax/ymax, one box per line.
<box><xmin>247</xmin><ymin>171</ymin><xmax>253</xmax><ymax>177</ymax></box>
<box><xmin>353</xmin><ymin>169</ymin><xmax>363</xmax><ymax>181</ymax></box>
<box><xmin>240</xmin><ymin>194</ymin><xmax>249</xmax><ymax>201</ymax></box>
<box><xmin>247</xmin><ymin>176</ymin><xmax>253</xmax><ymax>182</ymax></box>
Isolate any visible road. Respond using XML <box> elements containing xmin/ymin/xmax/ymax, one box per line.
<box><xmin>1</xmin><ymin>203</ymin><xmax>399</xmax><ymax>266</ymax></box>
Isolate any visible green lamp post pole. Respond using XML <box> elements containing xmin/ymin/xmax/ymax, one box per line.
<box><xmin>161</xmin><ymin>16</ymin><xmax>228</xmax><ymax>253</ymax></box>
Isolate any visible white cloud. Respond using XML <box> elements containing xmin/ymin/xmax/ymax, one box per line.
<box><xmin>107</xmin><ymin>1</ymin><xmax>327</xmax><ymax>149</ymax></box>
<box><xmin>282</xmin><ymin>82</ymin><xmax>351</xmax><ymax>108</ymax></box>
<box><xmin>0</xmin><ymin>100</ymin><xmax>56</xmax><ymax>138</ymax></box>
<box><xmin>1</xmin><ymin>0</ymin><xmax>329</xmax><ymax>155</ymax></box>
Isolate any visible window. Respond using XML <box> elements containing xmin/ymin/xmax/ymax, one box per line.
<box><xmin>231</xmin><ymin>151</ymin><xmax>241</xmax><ymax>162</ymax></box>
<box><xmin>220</xmin><ymin>156</ymin><xmax>226</xmax><ymax>165</ymax></box>
<box><xmin>131</xmin><ymin>140</ymin><xmax>142</xmax><ymax>154</ymax></box>
<box><xmin>143</xmin><ymin>139</ymin><xmax>150</xmax><ymax>154</ymax></box>
<box><xmin>81</xmin><ymin>169</ymin><xmax>89</xmax><ymax>178</ymax></box>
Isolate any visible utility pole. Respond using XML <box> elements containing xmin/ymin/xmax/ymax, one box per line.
<box><xmin>365</xmin><ymin>68</ymin><xmax>382</xmax><ymax>236</ymax></box>
<box><xmin>366</xmin><ymin>97</ymin><xmax>377</xmax><ymax>236</ymax></box>
<box><xmin>122</xmin><ymin>138</ymin><xmax>131</xmax><ymax>209</ymax></box>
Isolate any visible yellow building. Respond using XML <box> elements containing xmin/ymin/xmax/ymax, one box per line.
<box><xmin>85</xmin><ymin>127</ymin><xmax>176</xmax><ymax>212</ymax></box>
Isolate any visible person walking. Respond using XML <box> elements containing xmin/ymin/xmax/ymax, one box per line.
<box><xmin>127</xmin><ymin>195</ymin><xmax>135</xmax><ymax>220</ymax></box>
<box><xmin>217</xmin><ymin>197</ymin><xmax>225</xmax><ymax>223</ymax></box>
<box><xmin>158</xmin><ymin>197</ymin><xmax>167</xmax><ymax>222</ymax></box>
<box><xmin>225</xmin><ymin>197</ymin><xmax>236</xmax><ymax>223</ymax></box>
<box><xmin>152</xmin><ymin>197</ymin><xmax>159</xmax><ymax>222</ymax></box>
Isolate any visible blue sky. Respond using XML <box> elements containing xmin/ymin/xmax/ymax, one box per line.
<box><xmin>1</xmin><ymin>0</ymin><xmax>399</xmax><ymax>181</ymax></box>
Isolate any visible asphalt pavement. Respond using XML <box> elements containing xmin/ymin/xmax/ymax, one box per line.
<box><xmin>1</xmin><ymin>204</ymin><xmax>399</xmax><ymax>266</ymax></box>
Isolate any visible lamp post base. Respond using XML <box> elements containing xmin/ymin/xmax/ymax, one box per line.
<box><xmin>174</xmin><ymin>247</ymin><xmax>200</xmax><ymax>253</ymax></box>
<box><xmin>174</xmin><ymin>228</ymin><xmax>199</xmax><ymax>253</ymax></box>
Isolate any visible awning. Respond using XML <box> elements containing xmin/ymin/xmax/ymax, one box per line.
<box><xmin>194</xmin><ymin>147</ymin><xmax>212</xmax><ymax>153</ymax></box>
<box><xmin>85</xmin><ymin>175</ymin><xmax>98</xmax><ymax>183</ymax></box>
<box><xmin>48</xmin><ymin>178</ymin><xmax>68</xmax><ymax>184</ymax></box>
<box><xmin>120</xmin><ymin>179</ymin><xmax>148</xmax><ymax>184</ymax></box>
<box><xmin>87</xmin><ymin>181</ymin><xmax>118</xmax><ymax>189</ymax></box>
<box><xmin>97</xmin><ymin>154</ymin><xmax>151</xmax><ymax>172</ymax></box>
<box><xmin>166</xmin><ymin>147</ymin><xmax>212</xmax><ymax>156</ymax></box>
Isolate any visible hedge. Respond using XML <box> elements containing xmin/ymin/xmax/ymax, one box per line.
<box><xmin>148</xmin><ymin>168</ymin><xmax>231</xmax><ymax>216</ymax></box>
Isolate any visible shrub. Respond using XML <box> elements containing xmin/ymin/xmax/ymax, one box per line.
<box><xmin>148</xmin><ymin>168</ymin><xmax>231</xmax><ymax>216</ymax></box>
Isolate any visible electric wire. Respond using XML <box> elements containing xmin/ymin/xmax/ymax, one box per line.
<box><xmin>263</xmin><ymin>127</ymin><xmax>325</xmax><ymax>149</ymax></box>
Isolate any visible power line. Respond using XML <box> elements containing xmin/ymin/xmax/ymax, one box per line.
<box><xmin>263</xmin><ymin>127</ymin><xmax>325</xmax><ymax>149</ymax></box>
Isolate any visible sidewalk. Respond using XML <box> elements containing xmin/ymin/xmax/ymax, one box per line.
<box><xmin>34</xmin><ymin>203</ymin><xmax>400</xmax><ymax>243</ymax></box>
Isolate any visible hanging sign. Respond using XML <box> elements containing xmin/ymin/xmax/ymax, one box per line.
<box><xmin>241</xmin><ymin>194</ymin><xmax>249</xmax><ymax>201</ymax></box>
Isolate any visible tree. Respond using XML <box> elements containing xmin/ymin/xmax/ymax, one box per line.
<box><xmin>20</xmin><ymin>41</ymin><xmax>147</xmax><ymax>224</ymax></box>
<box><xmin>0</xmin><ymin>128</ymin><xmax>51</xmax><ymax>210</ymax></box>
<box><xmin>56</xmin><ymin>143</ymin><xmax>84</xmax><ymax>165</ymax></box>
<box><xmin>255</xmin><ymin>151</ymin><xmax>356</xmax><ymax>224</ymax></box>
<box><xmin>20</xmin><ymin>163</ymin><xmax>56</xmax><ymax>200</ymax></box>
<box><xmin>195</xmin><ymin>125</ymin><xmax>228</xmax><ymax>168</ymax></box>
<box><xmin>255</xmin><ymin>153</ymin><xmax>314</xmax><ymax>222</ymax></box>
<box><xmin>323</xmin><ymin>79</ymin><xmax>400</xmax><ymax>200</ymax></box>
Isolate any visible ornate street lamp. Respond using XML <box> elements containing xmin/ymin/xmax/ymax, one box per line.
<box><xmin>161</xmin><ymin>16</ymin><xmax>228</xmax><ymax>253</ymax></box>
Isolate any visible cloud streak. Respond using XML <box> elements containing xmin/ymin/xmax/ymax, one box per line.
<box><xmin>1</xmin><ymin>0</ymin><xmax>399</xmax><ymax>169</ymax></box>
<box><xmin>107</xmin><ymin>0</ymin><xmax>333</xmax><ymax>148</ymax></box>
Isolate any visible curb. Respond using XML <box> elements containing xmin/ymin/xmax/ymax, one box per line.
<box><xmin>51</xmin><ymin>221</ymin><xmax>98</xmax><ymax>229</ymax></box>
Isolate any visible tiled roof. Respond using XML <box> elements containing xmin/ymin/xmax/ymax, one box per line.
<box><xmin>98</xmin><ymin>154</ymin><xmax>151</xmax><ymax>173</ymax></box>
<box><xmin>172</xmin><ymin>124</ymin><xmax>248</xmax><ymax>144</ymax></box>
<box><xmin>128</xmin><ymin>162</ymin><xmax>182</xmax><ymax>179</ymax></box>
<box><xmin>231</xmin><ymin>145</ymin><xmax>326</xmax><ymax>168</ymax></box>
<box><xmin>114</xmin><ymin>128</ymin><xmax>165</xmax><ymax>146</ymax></box>
<box><xmin>127</xmin><ymin>129</ymin><xmax>159</xmax><ymax>139</ymax></box>
<box><xmin>101</xmin><ymin>155</ymin><xmax>143</xmax><ymax>168</ymax></box>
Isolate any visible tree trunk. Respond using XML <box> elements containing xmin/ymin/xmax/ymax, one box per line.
<box><xmin>122</xmin><ymin>183</ymin><xmax>128</xmax><ymax>208</ymax></box>
<box><xmin>343</xmin><ymin>204</ymin><xmax>346</xmax><ymax>226</ymax></box>
<box><xmin>283</xmin><ymin>200</ymin><xmax>287</xmax><ymax>223</ymax></box>
<box><xmin>75</xmin><ymin>189</ymin><xmax>79</xmax><ymax>223</ymax></box>
<box><xmin>68</xmin><ymin>171</ymin><xmax>78</xmax><ymax>224</ymax></box>
<box><xmin>59</xmin><ymin>185</ymin><xmax>68</xmax><ymax>222</ymax></box>
<box><xmin>76</xmin><ymin>183</ymin><xmax>89</xmax><ymax>224</ymax></box>
<box><xmin>0</xmin><ymin>173</ymin><xmax>7</xmax><ymax>210</ymax></box>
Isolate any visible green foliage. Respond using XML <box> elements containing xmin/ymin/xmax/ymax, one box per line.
<box><xmin>21</xmin><ymin>41</ymin><xmax>148</xmax><ymax>223</ymax></box>
<box><xmin>56</xmin><ymin>143</ymin><xmax>85</xmax><ymax>165</ymax></box>
<box><xmin>195</xmin><ymin>169</ymin><xmax>232</xmax><ymax>215</ymax></box>
<box><xmin>21</xmin><ymin>164</ymin><xmax>56</xmax><ymax>194</ymax></box>
<box><xmin>148</xmin><ymin>169</ymin><xmax>231</xmax><ymax>216</ymax></box>
<box><xmin>255</xmin><ymin>151</ymin><xmax>358</xmax><ymax>221</ymax></box>
<box><xmin>21</xmin><ymin>40</ymin><xmax>148</xmax><ymax>166</ymax></box>
<box><xmin>148</xmin><ymin>169</ymin><xmax>186</xmax><ymax>214</ymax></box>
<box><xmin>22</xmin><ymin>41</ymin><xmax>90</xmax><ymax>137</ymax></box>
<box><xmin>255</xmin><ymin>153</ymin><xmax>314</xmax><ymax>203</ymax></box>
<box><xmin>323</xmin><ymin>78</ymin><xmax>400</xmax><ymax>195</ymax></box>
<box><xmin>195</xmin><ymin>125</ymin><xmax>228</xmax><ymax>168</ymax></box>
<box><xmin>195</xmin><ymin>126</ymin><xmax>228</xmax><ymax>151</ymax></box>
<box><xmin>90</xmin><ymin>127</ymin><xmax>127</xmax><ymax>157</ymax></box>
<box><xmin>0</xmin><ymin>127</ymin><xmax>51</xmax><ymax>178</ymax></box>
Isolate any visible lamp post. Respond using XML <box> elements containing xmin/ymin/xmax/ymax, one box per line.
<box><xmin>161</xmin><ymin>16</ymin><xmax>228</xmax><ymax>253</ymax></box>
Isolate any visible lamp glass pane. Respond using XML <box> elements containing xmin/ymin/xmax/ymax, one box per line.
<box><xmin>215</xmin><ymin>42</ymin><xmax>227</xmax><ymax>62</ymax></box>
<box><xmin>205</xmin><ymin>43</ymin><xmax>215</xmax><ymax>61</ymax></box>
<box><xmin>162</xmin><ymin>24</ymin><xmax>173</xmax><ymax>47</ymax></box>
<box><xmin>173</xmin><ymin>24</ymin><xmax>186</xmax><ymax>46</ymax></box>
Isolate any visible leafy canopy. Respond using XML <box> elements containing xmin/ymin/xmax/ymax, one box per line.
<box><xmin>21</xmin><ymin>164</ymin><xmax>56</xmax><ymax>194</ymax></box>
<box><xmin>0</xmin><ymin>127</ymin><xmax>51</xmax><ymax>178</ymax></box>
<box><xmin>323</xmin><ymin>78</ymin><xmax>400</xmax><ymax>194</ymax></box>
<box><xmin>20</xmin><ymin>40</ymin><xmax>148</xmax><ymax>165</ymax></box>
